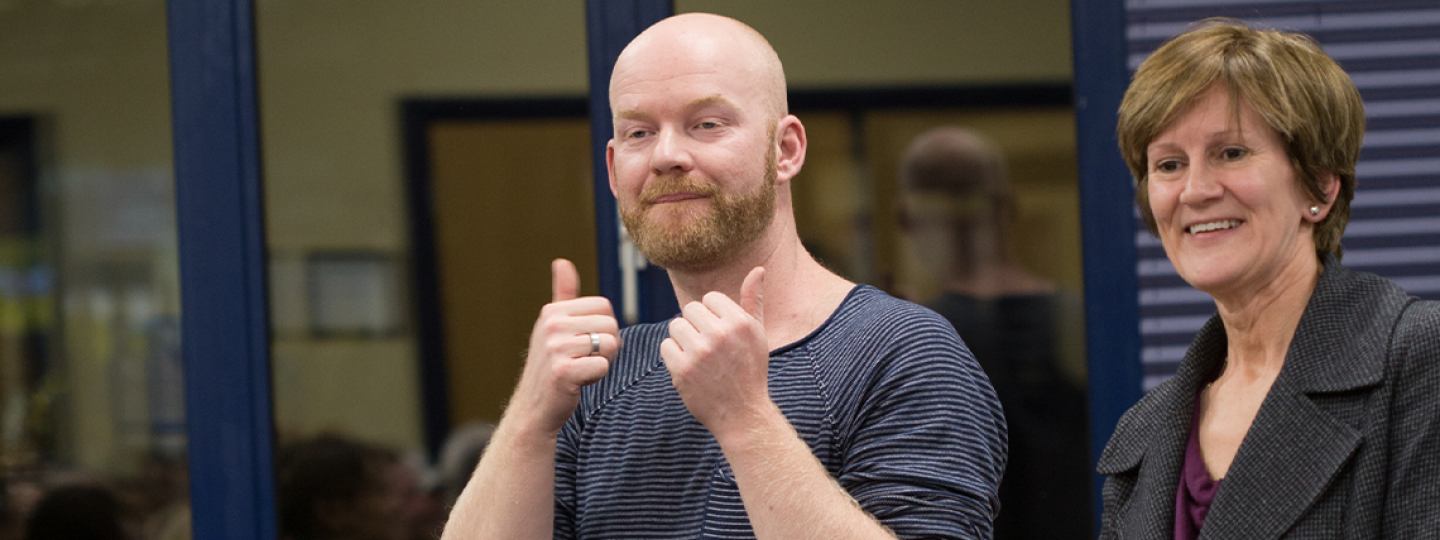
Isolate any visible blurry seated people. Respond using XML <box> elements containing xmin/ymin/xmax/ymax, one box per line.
<box><xmin>898</xmin><ymin>126</ymin><xmax>1090</xmax><ymax>539</ymax></box>
<box><xmin>276</xmin><ymin>436</ymin><xmax>413</xmax><ymax>540</ymax></box>
<box><xmin>24</xmin><ymin>484</ymin><xmax>131</xmax><ymax>540</ymax></box>
<box><xmin>434</xmin><ymin>423</ymin><xmax>493</xmax><ymax>510</ymax></box>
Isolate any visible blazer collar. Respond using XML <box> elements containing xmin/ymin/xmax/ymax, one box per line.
<box><xmin>1278</xmin><ymin>254</ymin><xmax>1409</xmax><ymax>393</ymax></box>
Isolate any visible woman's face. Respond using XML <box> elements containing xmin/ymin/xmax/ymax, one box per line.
<box><xmin>1146</xmin><ymin>85</ymin><xmax>1321</xmax><ymax>299</ymax></box>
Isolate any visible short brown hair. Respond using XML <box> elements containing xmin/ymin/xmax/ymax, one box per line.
<box><xmin>1118</xmin><ymin>19</ymin><xmax>1364</xmax><ymax>258</ymax></box>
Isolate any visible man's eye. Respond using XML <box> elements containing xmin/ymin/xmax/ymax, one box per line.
<box><xmin>628</xmin><ymin>130</ymin><xmax>650</xmax><ymax>139</ymax></box>
<box><xmin>697</xmin><ymin>121</ymin><xmax>719</xmax><ymax>130</ymax></box>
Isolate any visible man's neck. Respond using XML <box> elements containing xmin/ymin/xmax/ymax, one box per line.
<box><xmin>667</xmin><ymin>228</ymin><xmax>853</xmax><ymax>350</ymax></box>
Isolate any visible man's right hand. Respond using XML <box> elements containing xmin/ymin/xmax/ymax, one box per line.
<box><xmin>508</xmin><ymin>258</ymin><xmax>619</xmax><ymax>436</ymax></box>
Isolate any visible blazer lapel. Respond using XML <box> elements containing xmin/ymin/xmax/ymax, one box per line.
<box><xmin>1200</xmin><ymin>257</ymin><xmax>1403</xmax><ymax>540</ymax></box>
<box><xmin>1198</xmin><ymin>376</ymin><xmax>1363</xmax><ymax>540</ymax></box>
<box><xmin>1121</xmin><ymin>391</ymin><xmax>1194</xmax><ymax>540</ymax></box>
<box><xmin>1100</xmin><ymin>317</ymin><xmax>1228</xmax><ymax>540</ymax></box>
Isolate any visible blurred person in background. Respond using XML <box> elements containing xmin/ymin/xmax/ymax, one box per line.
<box><xmin>127</xmin><ymin>453</ymin><xmax>190</xmax><ymax>540</ymax></box>
<box><xmin>396</xmin><ymin>451</ymin><xmax>445</xmax><ymax>540</ymax></box>
<box><xmin>24</xmin><ymin>484</ymin><xmax>130</xmax><ymax>540</ymax></box>
<box><xmin>898</xmin><ymin>126</ymin><xmax>1090</xmax><ymax>539</ymax></box>
<box><xmin>276</xmin><ymin>435</ymin><xmax>416</xmax><ymax>540</ymax></box>
<box><xmin>433</xmin><ymin>423</ymin><xmax>492</xmax><ymax>511</ymax></box>
<box><xmin>1099</xmin><ymin>19</ymin><xmax>1440</xmax><ymax>539</ymax></box>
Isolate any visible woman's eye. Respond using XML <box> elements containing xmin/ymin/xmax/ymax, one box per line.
<box><xmin>1221</xmin><ymin>147</ymin><xmax>1246</xmax><ymax>160</ymax></box>
<box><xmin>1154</xmin><ymin>160</ymin><xmax>1181</xmax><ymax>173</ymax></box>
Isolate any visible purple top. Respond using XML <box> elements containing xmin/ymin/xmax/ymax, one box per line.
<box><xmin>1175</xmin><ymin>393</ymin><xmax>1221</xmax><ymax>540</ymax></box>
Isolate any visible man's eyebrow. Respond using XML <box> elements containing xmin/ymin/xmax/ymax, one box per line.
<box><xmin>614</xmin><ymin>95</ymin><xmax>739</xmax><ymax>121</ymax></box>
<box><xmin>687</xmin><ymin>95</ymin><xmax>738</xmax><ymax>111</ymax></box>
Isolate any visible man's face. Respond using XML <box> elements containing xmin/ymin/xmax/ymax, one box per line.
<box><xmin>607</xmin><ymin>41</ymin><xmax>781</xmax><ymax>272</ymax></box>
<box><xmin>619</xmin><ymin>138</ymin><xmax>776</xmax><ymax>272</ymax></box>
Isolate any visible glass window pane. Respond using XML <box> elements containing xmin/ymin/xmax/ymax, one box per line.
<box><xmin>0</xmin><ymin>2</ymin><xmax>187</xmax><ymax>538</ymax></box>
<box><xmin>255</xmin><ymin>3</ymin><xmax>589</xmax><ymax>540</ymax></box>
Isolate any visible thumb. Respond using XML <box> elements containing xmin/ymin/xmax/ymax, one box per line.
<box><xmin>740</xmin><ymin>266</ymin><xmax>765</xmax><ymax>322</ymax></box>
<box><xmin>551</xmin><ymin>258</ymin><xmax>580</xmax><ymax>302</ymax></box>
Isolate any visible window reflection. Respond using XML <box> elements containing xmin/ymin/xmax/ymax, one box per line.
<box><xmin>791</xmin><ymin>105</ymin><xmax>1092</xmax><ymax>537</ymax></box>
<box><xmin>255</xmin><ymin>2</ymin><xmax>589</xmax><ymax>539</ymax></box>
<box><xmin>0</xmin><ymin>1</ymin><xmax>187</xmax><ymax>539</ymax></box>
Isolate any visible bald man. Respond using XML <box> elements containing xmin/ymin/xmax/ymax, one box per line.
<box><xmin>443</xmin><ymin>14</ymin><xmax>1004</xmax><ymax>540</ymax></box>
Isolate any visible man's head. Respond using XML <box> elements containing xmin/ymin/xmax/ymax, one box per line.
<box><xmin>606</xmin><ymin>13</ymin><xmax>806</xmax><ymax>272</ymax></box>
<box><xmin>897</xmin><ymin>127</ymin><xmax>1014</xmax><ymax>277</ymax></box>
<box><xmin>898</xmin><ymin>127</ymin><xmax>1013</xmax><ymax>232</ymax></box>
<box><xmin>276</xmin><ymin>436</ymin><xmax>410</xmax><ymax>540</ymax></box>
<box><xmin>899</xmin><ymin>127</ymin><xmax>1010</xmax><ymax>213</ymax></box>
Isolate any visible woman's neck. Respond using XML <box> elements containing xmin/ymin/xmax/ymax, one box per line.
<box><xmin>1212</xmin><ymin>254</ymin><xmax>1322</xmax><ymax>376</ymax></box>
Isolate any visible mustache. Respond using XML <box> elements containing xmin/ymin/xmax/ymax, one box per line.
<box><xmin>638</xmin><ymin>174</ymin><xmax>721</xmax><ymax>205</ymax></box>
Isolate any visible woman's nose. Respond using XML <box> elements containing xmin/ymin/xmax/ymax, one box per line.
<box><xmin>1178</xmin><ymin>162</ymin><xmax>1223</xmax><ymax>206</ymax></box>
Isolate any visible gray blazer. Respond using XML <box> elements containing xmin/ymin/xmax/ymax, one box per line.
<box><xmin>1097</xmin><ymin>256</ymin><xmax>1440</xmax><ymax>539</ymax></box>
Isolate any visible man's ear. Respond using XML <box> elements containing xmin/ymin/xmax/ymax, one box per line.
<box><xmin>605</xmin><ymin>140</ymin><xmax>619</xmax><ymax>197</ymax></box>
<box><xmin>774</xmin><ymin>115</ymin><xmax>807</xmax><ymax>184</ymax></box>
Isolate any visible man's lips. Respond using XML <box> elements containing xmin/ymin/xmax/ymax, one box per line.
<box><xmin>648</xmin><ymin>192</ymin><xmax>707</xmax><ymax>204</ymax></box>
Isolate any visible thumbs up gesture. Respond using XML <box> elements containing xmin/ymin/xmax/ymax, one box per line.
<box><xmin>509</xmin><ymin>259</ymin><xmax>619</xmax><ymax>435</ymax></box>
<box><xmin>660</xmin><ymin>266</ymin><xmax>770</xmax><ymax>436</ymax></box>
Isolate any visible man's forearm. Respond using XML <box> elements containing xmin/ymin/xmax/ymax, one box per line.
<box><xmin>441</xmin><ymin>420</ymin><xmax>559</xmax><ymax>540</ymax></box>
<box><xmin>721</xmin><ymin>404</ymin><xmax>898</xmax><ymax>540</ymax></box>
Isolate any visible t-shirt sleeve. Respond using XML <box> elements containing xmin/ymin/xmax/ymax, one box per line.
<box><xmin>835</xmin><ymin>311</ymin><xmax>1007</xmax><ymax>540</ymax></box>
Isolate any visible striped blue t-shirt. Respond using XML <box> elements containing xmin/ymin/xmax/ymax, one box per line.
<box><xmin>554</xmin><ymin>285</ymin><xmax>1006</xmax><ymax>539</ymax></box>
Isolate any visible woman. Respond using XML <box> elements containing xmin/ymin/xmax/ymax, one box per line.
<box><xmin>1098</xmin><ymin>20</ymin><xmax>1440</xmax><ymax>539</ymax></box>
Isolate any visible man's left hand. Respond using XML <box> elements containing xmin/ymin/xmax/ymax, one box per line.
<box><xmin>661</xmin><ymin>266</ymin><xmax>772</xmax><ymax>437</ymax></box>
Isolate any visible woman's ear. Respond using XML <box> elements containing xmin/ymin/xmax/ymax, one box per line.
<box><xmin>1308</xmin><ymin>172</ymin><xmax>1341</xmax><ymax>222</ymax></box>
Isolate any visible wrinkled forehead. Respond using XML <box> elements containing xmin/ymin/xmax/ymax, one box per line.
<box><xmin>1155</xmin><ymin>84</ymin><xmax>1271</xmax><ymax>144</ymax></box>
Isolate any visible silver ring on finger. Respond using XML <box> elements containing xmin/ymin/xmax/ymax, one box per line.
<box><xmin>588</xmin><ymin>332</ymin><xmax>601</xmax><ymax>356</ymax></box>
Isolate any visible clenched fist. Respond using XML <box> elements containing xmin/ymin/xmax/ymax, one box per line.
<box><xmin>660</xmin><ymin>266</ymin><xmax>771</xmax><ymax>437</ymax></box>
<box><xmin>508</xmin><ymin>259</ymin><xmax>621</xmax><ymax>435</ymax></box>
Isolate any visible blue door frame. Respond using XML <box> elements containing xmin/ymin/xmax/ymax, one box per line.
<box><xmin>1071</xmin><ymin>0</ymin><xmax>1144</xmax><ymax>527</ymax></box>
<box><xmin>168</xmin><ymin>1</ymin><xmax>278</xmax><ymax>540</ymax></box>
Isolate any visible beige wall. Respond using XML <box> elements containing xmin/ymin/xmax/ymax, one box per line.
<box><xmin>4</xmin><ymin>0</ymin><xmax>1077</xmax><ymax>456</ymax></box>
<box><xmin>679</xmin><ymin>1</ymin><xmax>1073</xmax><ymax>86</ymax></box>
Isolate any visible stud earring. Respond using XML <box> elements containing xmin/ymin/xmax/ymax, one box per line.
<box><xmin>1309</xmin><ymin>206</ymin><xmax>1320</xmax><ymax>216</ymax></box>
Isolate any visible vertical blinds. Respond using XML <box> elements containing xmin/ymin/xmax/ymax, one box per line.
<box><xmin>1125</xmin><ymin>0</ymin><xmax>1440</xmax><ymax>390</ymax></box>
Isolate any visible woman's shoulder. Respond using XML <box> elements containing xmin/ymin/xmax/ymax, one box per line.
<box><xmin>1389</xmin><ymin>299</ymin><xmax>1440</xmax><ymax>387</ymax></box>
<box><xmin>1313</xmin><ymin>257</ymin><xmax>1413</xmax><ymax>309</ymax></box>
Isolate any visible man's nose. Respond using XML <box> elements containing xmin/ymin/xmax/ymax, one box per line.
<box><xmin>649</xmin><ymin>128</ymin><xmax>695</xmax><ymax>174</ymax></box>
<box><xmin>1178</xmin><ymin>162</ymin><xmax>1223</xmax><ymax>206</ymax></box>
